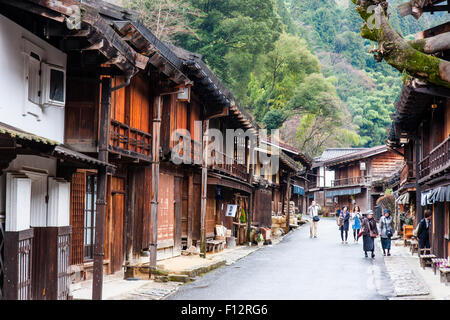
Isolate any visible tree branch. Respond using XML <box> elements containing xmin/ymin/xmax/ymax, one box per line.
<box><xmin>352</xmin><ymin>0</ymin><xmax>450</xmax><ymax>88</ymax></box>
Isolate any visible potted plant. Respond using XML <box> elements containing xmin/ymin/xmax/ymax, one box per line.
<box><xmin>256</xmin><ymin>233</ymin><xmax>264</xmax><ymax>247</ymax></box>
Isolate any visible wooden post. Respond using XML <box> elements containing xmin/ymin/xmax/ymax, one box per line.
<box><xmin>125</xmin><ymin>167</ymin><xmax>136</xmax><ymax>265</ymax></box>
<box><xmin>187</xmin><ymin>172</ymin><xmax>194</xmax><ymax>248</ymax></box>
<box><xmin>285</xmin><ymin>172</ymin><xmax>292</xmax><ymax>234</ymax></box>
<box><xmin>149</xmin><ymin>95</ymin><xmax>162</xmax><ymax>274</ymax></box>
<box><xmin>92</xmin><ymin>77</ymin><xmax>111</xmax><ymax>300</ymax></box>
<box><xmin>415</xmin><ymin>134</ymin><xmax>422</xmax><ymax>221</ymax></box>
<box><xmin>200</xmin><ymin>120</ymin><xmax>209</xmax><ymax>258</ymax></box>
<box><xmin>247</xmin><ymin>163</ymin><xmax>254</xmax><ymax>243</ymax></box>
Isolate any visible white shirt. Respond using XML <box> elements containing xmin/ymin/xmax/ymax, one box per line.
<box><xmin>308</xmin><ymin>204</ymin><xmax>320</xmax><ymax>217</ymax></box>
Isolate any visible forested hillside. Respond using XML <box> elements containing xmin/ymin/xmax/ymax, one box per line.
<box><xmin>124</xmin><ymin>0</ymin><xmax>449</xmax><ymax>157</ymax></box>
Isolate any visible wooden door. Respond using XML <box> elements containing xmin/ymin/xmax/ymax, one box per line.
<box><xmin>158</xmin><ymin>173</ymin><xmax>175</xmax><ymax>247</ymax></box>
<box><xmin>181</xmin><ymin>177</ymin><xmax>189</xmax><ymax>241</ymax></box>
<box><xmin>174</xmin><ymin>176</ymin><xmax>183</xmax><ymax>255</ymax></box>
<box><xmin>109</xmin><ymin>177</ymin><xmax>125</xmax><ymax>274</ymax></box>
<box><xmin>206</xmin><ymin>187</ymin><xmax>216</xmax><ymax>238</ymax></box>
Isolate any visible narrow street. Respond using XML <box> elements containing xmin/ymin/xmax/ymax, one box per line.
<box><xmin>169</xmin><ymin>218</ymin><xmax>395</xmax><ymax>300</ymax></box>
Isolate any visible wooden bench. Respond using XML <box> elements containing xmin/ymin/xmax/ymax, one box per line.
<box><xmin>206</xmin><ymin>240</ymin><xmax>225</xmax><ymax>253</ymax></box>
<box><xmin>431</xmin><ymin>258</ymin><xmax>449</xmax><ymax>275</ymax></box>
<box><xmin>409</xmin><ymin>240</ymin><xmax>418</xmax><ymax>255</ymax></box>
<box><xmin>419</xmin><ymin>249</ymin><xmax>436</xmax><ymax>269</ymax></box>
<box><xmin>439</xmin><ymin>268</ymin><xmax>450</xmax><ymax>286</ymax></box>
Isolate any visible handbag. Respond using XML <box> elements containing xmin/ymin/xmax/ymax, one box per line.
<box><xmin>383</xmin><ymin>217</ymin><xmax>393</xmax><ymax>238</ymax></box>
<box><xmin>313</xmin><ymin>216</ymin><xmax>320</xmax><ymax>222</ymax></box>
<box><xmin>368</xmin><ymin>220</ymin><xmax>377</xmax><ymax>238</ymax></box>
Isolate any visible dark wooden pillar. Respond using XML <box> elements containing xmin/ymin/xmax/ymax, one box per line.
<box><xmin>187</xmin><ymin>172</ymin><xmax>194</xmax><ymax>248</ymax></box>
<box><xmin>247</xmin><ymin>163</ymin><xmax>254</xmax><ymax>243</ymax></box>
<box><xmin>285</xmin><ymin>172</ymin><xmax>292</xmax><ymax>234</ymax></box>
<box><xmin>415</xmin><ymin>134</ymin><xmax>423</xmax><ymax>221</ymax></box>
<box><xmin>125</xmin><ymin>167</ymin><xmax>136</xmax><ymax>264</ymax></box>
<box><xmin>92</xmin><ymin>77</ymin><xmax>111</xmax><ymax>300</ymax></box>
<box><xmin>200</xmin><ymin>120</ymin><xmax>209</xmax><ymax>258</ymax></box>
<box><xmin>150</xmin><ymin>95</ymin><xmax>162</xmax><ymax>273</ymax></box>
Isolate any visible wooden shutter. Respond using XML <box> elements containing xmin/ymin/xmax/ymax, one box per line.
<box><xmin>70</xmin><ymin>171</ymin><xmax>86</xmax><ymax>265</ymax></box>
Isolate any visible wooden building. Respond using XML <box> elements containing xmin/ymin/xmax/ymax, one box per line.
<box><xmin>307</xmin><ymin>148</ymin><xmax>368</xmax><ymax>213</ymax></box>
<box><xmin>0</xmin><ymin>2</ymin><xmax>116</xmax><ymax>300</ymax></box>
<box><xmin>0</xmin><ymin>0</ymin><xmax>311</xmax><ymax>300</ymax></box>
<box><xmin>387</xmin><ymin>0</ymin><xmax>450</xmax><ymax>260</ymax></box>
<box><xmin>319</xmin><ymin>146</ymin><xmax>404</xmax><ymax>215</ymax></box>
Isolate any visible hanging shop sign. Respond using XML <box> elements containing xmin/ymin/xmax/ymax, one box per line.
<box><xmin>225</xmin><ymin>204</ymin><xmax>238</xmax><ymax>217</ymax></box>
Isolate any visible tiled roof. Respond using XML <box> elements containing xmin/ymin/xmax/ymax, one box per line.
<box><xmin>315</xmin><ymin>148</ymin><xmax>368</xmax><ymax>162</ymax></box>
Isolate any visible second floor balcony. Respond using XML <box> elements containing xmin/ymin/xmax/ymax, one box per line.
<box><xmin>331</xmin><ymin>176</ymin><xmax>371</xmax><ymax>188</ymax></box>
<box><xmin>211</xmin><ymin>150</ymin><xmax>249</xmax><ymax>182</ymax></box>
<box><xmin>109</xmin><ymin>119</ymin><xmax>152</xmax><ymax>161</ymax></box>
<box><xmin>419</xmin><ymin>135</ymin><xmax>450</xmax><ymax>181</ymax></box>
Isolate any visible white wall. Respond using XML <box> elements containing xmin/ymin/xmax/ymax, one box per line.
<box><xmin>0</xmin><ymin>14</ymin><xmax>66</xmax><ymax>143</ymax></box>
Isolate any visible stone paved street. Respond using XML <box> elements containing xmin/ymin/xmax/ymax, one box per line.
<box><xmin>169</xmin><ymin>218</ymin><xmax>396</xmax><ymax>300</ymax></box>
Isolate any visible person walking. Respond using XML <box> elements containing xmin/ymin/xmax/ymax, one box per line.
<box><xmin>379</xmin><ymin>209</ymin><xmax>394</xmax><ymax>256</ymax></box>
<box><xmin>361</xmin><ymin>210</ymin><xmax>379</xmax><ymax>258</ymax></box>
<box><xmin>308</xmin><ymin>200</ymin><xmax>321</xmax><ymax>238</ymax></box>
<box><xmin>351</xmin><ymin>205</ymin><xmax>362</xmax><ymax>243</ymax></box>
<box><xmin>417</xmin><ymin>209</ymin><xmax>432</xmax><ymax>249</ymax></box>
<box><xmin>339</xmin><ymin>206</ymin><xmax>351</xmax><ymax>244</ymax></box>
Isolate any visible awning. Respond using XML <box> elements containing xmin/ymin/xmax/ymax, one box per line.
<box><xmin>0</xmin><ymin>122</ymin><xmax>59</xmax><ymax>146</ymax></box>
<box><xmin>421</xmin><ymin>185</ymin><xmax>450</xmax><ymax>205</ymax></box>
<box><xmin>396</xmin><ymin>192</ymin><xmax>410</xmax><ymax>205</ymax></box>
<box><xmin>326</xmin><ymin>187</ymin><xmax>362</xmax><ymax>198</ymax></box>
<box><xmin>292</xmin><ymin>184</ymin><xmax>305</xmax><ymax>196</ymax></box>
<box><xmin>53</xmin><ymin>146</ymin><xmax>113</xmax><ymax>168</ymax></box>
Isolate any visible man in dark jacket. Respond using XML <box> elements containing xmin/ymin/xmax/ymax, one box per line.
<box><xmin>417</xmin><ymin>209</ymin><xmax>432</xmax><ymax>249</ymax></box>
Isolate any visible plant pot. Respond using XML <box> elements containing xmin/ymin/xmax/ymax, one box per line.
<box><xmin>257</xmin><ymin>242</ymin><xmax>264</xmax><ymax>247</ymax></box>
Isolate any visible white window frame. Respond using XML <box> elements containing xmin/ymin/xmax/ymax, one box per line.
<box><xmin>41</xmin><ymin>62</ymin><xmax>66</xmax><ymax>108</ymax></box>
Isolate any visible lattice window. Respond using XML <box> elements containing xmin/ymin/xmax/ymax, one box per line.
<box><xmin>70</xmin><ymin>172</ymin><xmax>85</xmax><ymax>266</ymax></box>
<box><xmin>84</xmin><ymin>174</ymin><xmax>97</xmax><ymax>260</ymax></box>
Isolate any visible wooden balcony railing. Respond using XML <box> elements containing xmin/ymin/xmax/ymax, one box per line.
<box><xmin>401</xmin><ymin>161</ymin><xmax>415</xmax><ymax>184</ymax></box>
<box><xmin>419</xmin><ymin>135</ymin><xmax>450</xmax><ymax>180</ymax></box>
<box><xmin>331</xmin><ymin>176</ymin><xmax>371</xmax><ymax>187</ymax></box>
<box><xmin>308</xmin><ymin>179</ymin><xmax>317</xmax><ymax>189</ymax></box>
<box><xmin>211</xmin><ymin>150</ymin><xmax>249</xmax><ymax>182</ymax></box>
<box><xmin>109</xmin><ymin>120</ymin><xmax>152</xmax><ymax>159</ymax></box>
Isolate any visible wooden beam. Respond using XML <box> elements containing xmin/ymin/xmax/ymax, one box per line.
<box><xmin>0</xmin><ymin>0</ymin><xmax>65</xmax><ymax>22</ymax></box>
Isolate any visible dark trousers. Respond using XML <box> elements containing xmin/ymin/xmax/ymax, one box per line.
<box><xmin>341</xmin><ymin>229</ymin><xmax>348</xmax><ymax>241</ymax></box>
<box><xmin>419</xmin><ymin>237</ymin><xmax>430</xmax><ymax>249</ymax></box>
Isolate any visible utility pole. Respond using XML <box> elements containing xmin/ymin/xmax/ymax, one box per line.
<box><xmin>92</xmin><ymin>77</ymin><xmax>111</xmax><ymax>300</ymax></box>
<box><xmin>150</xmin><ymin>95</ymin><xmax>162</xmax><ymax>275</ymax></box>
<box><xmin>200</xmin><ymin>120</ymin><xmax>209</xmax><ymax>258</ymax></box>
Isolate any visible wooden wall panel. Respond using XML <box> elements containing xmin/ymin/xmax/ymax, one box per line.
<box><xmin>181</xmin><ymin>176</ymin><xmax>189</xmax><ymax>239</ymax></box>
<box><xmin>65</xmin><ymin>78</ymin><xmax>98</xmax><ymax>149</ymax></box>
<box><xmin>192</xmin><ymin>181</ymin><xmax>202</xmax><ymax>241</ymax></box>
<box><xmin>254</xmin><ymin>188</ymin><xmax>272</xmax><ymax>228</ymax></box>
<box><xmin>206</xmin><ymin>187</ymin><xmax>216</xmax><ymax>237</ymax></box>
<box><xmin>130</xmin><ymin>75</ymin><xmax>151</xmax><ymax>133</ymax></box>
<box><xmin>158</xmin><ymin>173</ymin><xmax>175</xmax><ymax>243</ymax></box>
<box><xmin>111</xmin><ymin>76</ymin><xmax>126</xmax><ymax>123</ymax></box>
<box><xmin>131</xmin><ymin>167</ymin><xmax>152</xmax><ymax>254</ymax></box>
<box><xmin>107</xmin><ymin>176</ymin><xmax>125</xmax><ymax>274</ymax></box>
<box><xmin>371</xmin><ymin>151</ymin><xmax>404</xmax><ymax>179</ymax></box>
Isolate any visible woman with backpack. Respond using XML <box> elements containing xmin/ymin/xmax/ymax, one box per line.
<box><xmin>361</xmin><ymin>210</ymin><xmax>379</xmax><ymax>258</ymax></box>
<box><xmin>379</xmin><ymin>209</ymin><xmax>395</xmax><ymax>256</ymax></box>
